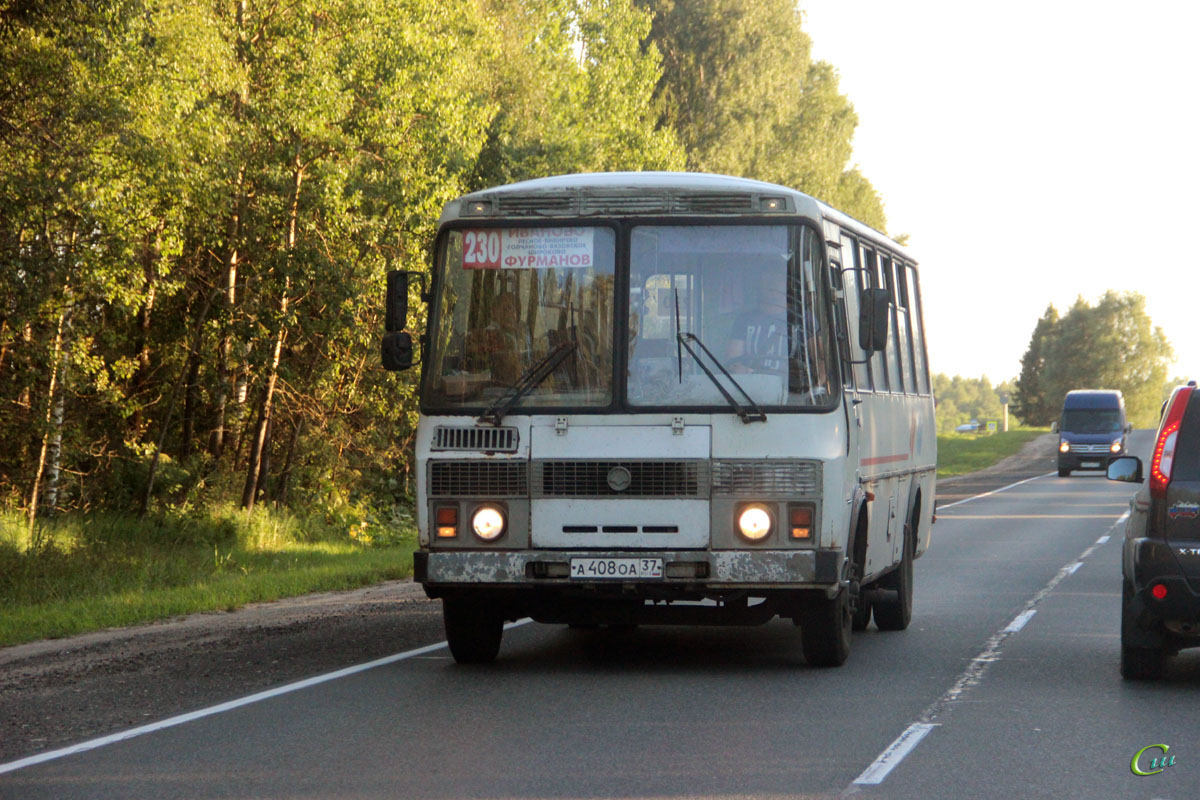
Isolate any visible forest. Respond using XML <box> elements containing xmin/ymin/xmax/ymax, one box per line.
<box><xmin>1013</xmin><ymin>292</ymin><xmax>1174</xmax><ymax>429</ymax></box>
<box><xmin>1</xmin><ymin>0</ymin><xmax>889</xmax><ymax>533</ymax></box>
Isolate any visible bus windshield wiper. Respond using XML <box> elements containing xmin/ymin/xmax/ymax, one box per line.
<box><xmin>673</xmin><ymin>290</ymin><xmax>766</xmax><ymax>424</ymax></box>
<box><xmin>477</xmin><ymin>338</ymin><xmax>577</xmax><ymax>426</ymax></box>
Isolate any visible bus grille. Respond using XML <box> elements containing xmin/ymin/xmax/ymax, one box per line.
<box><xmin>674</xmin><ymin>193</ymin><xmax>756</xmax><ymax>213</ymax></box>
<box><xmin>579</xmin><ymin>193</ymin><xmax>667</xmax><ymax>214</ymax></box>
<box><xmin>496</xmin><ymin>195</ymin><xmax>574</xmax><ymax>215</ymax></box>
<box><xmin>482</xmin><ymin>190</ymin><xmax>783</xmax><ymax>217</ymax></box>
<box><xmin>712</xmin><ymin>460</ymin><xmax>821</xmax><ymax>496</ymax></box>
<box><xmin>428</xmin><ymin>460</ymin><xmax>528</xmax><ymax>497</ymax></box>
<box><xmin>534</xmin><ymin>460</ymin><xmax>708</xmax><ymax>498</ymax></box>
<box><xmin>431</xmin><ymin>425</ymin><xmax>519</xmax><ymax>453</ymax></box>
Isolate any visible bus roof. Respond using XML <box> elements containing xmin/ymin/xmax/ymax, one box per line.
<box><xmin>441</xmin><ymin>171</ymin><xmax>910</xmax><ymax>257</ymax></box>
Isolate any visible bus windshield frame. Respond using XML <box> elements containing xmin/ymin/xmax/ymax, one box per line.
<box><xmin>419</xmin><ymin>220</ymin><xmax>840</xmax><ymax>416</ymax></box>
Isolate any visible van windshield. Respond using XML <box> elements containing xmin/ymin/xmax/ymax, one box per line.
<box><xmin>1061</xmin><ymin>409</ymin><xmax>1122</xmax><ymax>434</ymax></box>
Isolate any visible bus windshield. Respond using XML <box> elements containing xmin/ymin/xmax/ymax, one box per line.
<box><xmin>425</xmin><ymin>226</ymin><xmax>616</xmax><ymax>409</ymax></box>
<box><xmin>627</xmin><ymin>224</ymin><xmax>836</xmax><ymax>409</ymax></box>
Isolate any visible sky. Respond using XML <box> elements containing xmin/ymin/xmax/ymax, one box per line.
<box><xmin>797</xmin><ymin>0</ymin><xmax>1197</xmax><ymax>384</ymax></box>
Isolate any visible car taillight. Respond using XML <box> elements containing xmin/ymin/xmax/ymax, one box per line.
<box><xmin>1150</xmin><ymin>387</ymin><xmax>1191</xmax><ymax>499</ymax></box>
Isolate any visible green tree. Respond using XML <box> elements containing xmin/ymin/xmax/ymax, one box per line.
<box><xmin>0</xmin><ymin>0</ymin><xmax>900</xmax><ymax>525</ymax></box>
<box><xmin>0</xmin><ymin>0</ymin><xmax>237</xmax><ymax>521</ymax></box>
<box><xmin>1013</xmin><ymin>305</ymin><xmax>1060</xmax><ymax>425</ymax></box>
<box><xmin>637</xmin><ymin>0</ymin><xmax>887</xmax><ymax>230</ymax></box>
<box><xmin>932</xmin><ymin>374</ymin><xmax>1019</xmax><ymax>434</ymax></box>
<box><xmin>1016</xmin><ymin>292</ymin><xmax>1173</xmax><ymax>429</ymax></box>
<box><xmin>471</xmin><ymin>0</ymin><xmax>683</xmax><ymax>188</ymax></box>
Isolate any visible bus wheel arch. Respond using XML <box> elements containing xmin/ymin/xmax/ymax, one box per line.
<box><xmin>849</xmin><ymin>504</ymin><xmax>871</xmax><ymax>631</ymax></box>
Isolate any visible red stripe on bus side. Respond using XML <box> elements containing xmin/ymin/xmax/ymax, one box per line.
<box><xmin>862</xmin><ymin>453</ymin><xmax>909</xmax><ymax>467</ymax></box>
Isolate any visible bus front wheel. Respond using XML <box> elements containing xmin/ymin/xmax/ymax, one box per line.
<box><xmin>800</xmin><ymin>588</ymin><xmax>851</xmax><ymax>667</ymax></box>
<box><xmin>443</xmin><ymin>597</ymin><xmax>503</xmax><ymax>664</ymax></box>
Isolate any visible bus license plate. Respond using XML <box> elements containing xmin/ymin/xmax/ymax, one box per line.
<box><xmin>570</xmin><ymin>557</ymin><xmax>663</xmax><ymax>580</ymax></box>
<box><xmin>1081</xmin><ymin>461</ymin><xmax>1100</xmax><ymax>468</ymax></box>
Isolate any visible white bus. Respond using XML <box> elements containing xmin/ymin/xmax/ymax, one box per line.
<box><xmin>382</xmin><ymin>172</ymin><xmax>936</xmax><ymax>666</ymax></box>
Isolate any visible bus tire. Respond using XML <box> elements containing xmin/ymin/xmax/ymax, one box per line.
<box><xmin>444</xmin><ymin>598</ymin><xmax>503</xmax><ymax>664</ymax></box>
<box><xmin>874</xmin><ymin>514</ymin><xmax>914</xmax><ymax>631</ymax></box>
<box><xmin>852</xmin><ymin>593</ymin><xmax>872</xmax><ymax>631</ymax></box>
<box><xmin>801</xmin><ymin>588</ymin><xmax>852</xmax><ymax>667</ymax></box>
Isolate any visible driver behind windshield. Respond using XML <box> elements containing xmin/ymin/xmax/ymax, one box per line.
<box><xmin>726</xmin><ymin>268</ymin><xmax>789</xmax><ymax>375</ymax></box>
<box><xmin>725</xmin><ymin>267</ymin><xmax>827</xmax><ymax>395</ymax></box>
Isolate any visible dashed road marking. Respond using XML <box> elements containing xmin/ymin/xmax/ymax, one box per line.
<box><xmin>842</xmin><ymin>504</ymin><xmax>1130</xmax><ymax>793</ymax></box>
<box><xmin>852</xmin><ymin>723</ymin><xmax>938</xmax><ymax>785</ymax></box>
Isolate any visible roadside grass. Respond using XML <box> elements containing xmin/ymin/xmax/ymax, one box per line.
<box><xmin>0</xmin><ymin>507</ymin><xmax>416</xmax><ymax>648</ymax></box>
<box><xmin>936</xmin><ymin>428</ymin><xmax>1050</xmax><ymax>479</ymax></box>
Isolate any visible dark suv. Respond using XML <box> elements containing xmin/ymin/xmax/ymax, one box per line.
<box><xmin>1108</xmin><ymin>382</ymin><xmax>1200</xmax><ymax>679</ymax></box>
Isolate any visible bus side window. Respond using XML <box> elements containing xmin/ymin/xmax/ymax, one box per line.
<box><xmin>829</xmin><ymin>260</ymin><xmax>853</xmax><ymax>389</ymax></box>
<box><xmin>908</xmin><ymin>265</ymin><xmax>931</xmax><ymax>394</ymax></box>
<box><xmin>881</xmin><ymin>254</ymin><xmax>903</xmax><ymax>393</ymax></box>
<box><xmin>841</xmin><ymin>233</ymin><xmax>871</xmax><ymax>391</ymax></box>
<box><xmin>860</xmin><ymin>245</ymin><xmax>888</xmax><ymax>392</ymax></box>
<box><xmin>895</xmin><ymin>261</ymin><xmax>918</xmax><ymax>393</ymax></box>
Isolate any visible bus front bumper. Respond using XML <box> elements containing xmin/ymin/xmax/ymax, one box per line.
<box><xmin>414</xmin><ymin>548</ymin><xmax>843</xmax><ymax>590</ymax></box>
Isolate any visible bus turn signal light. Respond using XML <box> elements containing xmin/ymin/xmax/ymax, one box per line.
<box><xmin>790</xmin><ymin>505</ymin><xmax>813</xmax><ymax>540</ymax></box>
<box><xmin>436</xmin><ymin>505</ymin><xmax>458</xmax><ymax>538</ymax></box>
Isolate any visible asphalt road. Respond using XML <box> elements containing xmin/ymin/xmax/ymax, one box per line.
<box><xmin>3</xmin><ymin>429</ymin><xmax>1198</xmax><ymax>799</ymax></box>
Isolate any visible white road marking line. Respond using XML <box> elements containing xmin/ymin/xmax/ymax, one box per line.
<box><xmin>1096</xmin><ymin>535</ymin><xmax>1110</xmax><ymax>544</ymax></box>
<box><xmin>1003</xmin><ymin>609</ymin><xmax>1037</xmax><ymax>633</ymax></box>
<box><xmin>851</xmin><ymin>723</ymin><xmax>938</xmax><ymax>785</ymax></box>
<box><xmin>0</xmin><ymin>619</ymin><xmax>533</xmax><ymax>775</ymax></box>
<box><xmin>843</xmin><ymin>511</ymin><xmax>1132</xmax><ymax>792</ymax></box>
<box><xmin>936</xmin><ymin>472</ymin><xmax>1056</xmax><ymax>511</ymax></box>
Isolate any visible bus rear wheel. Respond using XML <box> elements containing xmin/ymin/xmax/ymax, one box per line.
<box><xmin>443</xmin><ymin>598</ymin><xmax>503</xmax><ymax>664</ymax></box>
<box><xmin>800</xmin><ymin>588</ymin><xmax>851</xmax><ymax>667</ymax></box>
<box><xmin>874</xmin><ymin>517</ymin><xmax>914</xmax><ymax>631</ymax></box>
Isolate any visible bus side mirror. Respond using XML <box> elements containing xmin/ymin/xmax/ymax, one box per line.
<box><xmin>385</xmin><ymin>270</ymin><xmax>409</xmax><ymax>332</ymax></box>
<box><xmin>382</xmin><ymin>332</ymin><xmax>414</xmax><ymax>371</ymax></box>
<box><xmin>858</xmin><ymin>288</ymin><xmax>890</xmax><ymax>353</ymax></box>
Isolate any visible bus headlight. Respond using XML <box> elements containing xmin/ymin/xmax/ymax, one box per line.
<box><xmin>737</xmin><ymin>504</ymin><xmax>774</xmax><ymax>542</ymax></box>
<box><xmin>1059</xmin><ymin>440</ymin><xmax>1070</xmax><ymax>453</ymax></box>
<box><xmin>472</xmin><ymin>506</ymin><xmax>506</xmax><ymax>541</ymax></box>
<box><xmin>1110</xmin><ymin>441</ymin><xmax>1123</xmax><ymax>453</ymax></box>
